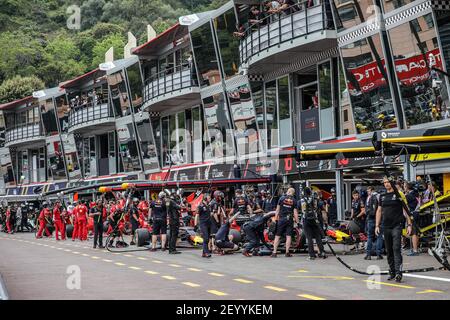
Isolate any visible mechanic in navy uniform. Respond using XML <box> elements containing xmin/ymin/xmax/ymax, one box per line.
<box><xmin>271</xmin><ymin>188</ymin><xmax>299</xmax><ymax>257</ymax></box>
<box><xmin>242</xmin><ymin>210</ymin><xmax>273</xmax><ymax>257</ymax></box>
<box><xmin>214</xmin><ymin>211</ymin><xmax>240</xmax><ymax>254</ymax></box>
<box><xmin>209</xmin><ymin>191</ymin><xmax>226</xmax><ymax>252</ymax></box>
<box><xmin>90</xmin><ymin>199</ymin><xmax>105</xmax><ymax>249</ymax></box>
<box><xmin>300</xmin><ymin>187</ymin><xmax>327</xmax><ymax>260</ymax></box>
<box><xmin>196</xmin><ymin>194</ymin><xmax>213</xmax><ymax>258</ymax></box>
<box><xmin>231</xmin><ymin>189</ymin><xmax>253</xmax><ymax>216</ymax></box>
<box><xmin>375</xmin><ymin>177</ymin><xmax>413</xmax><ymax>283</ymax></box>
<box><xmin>149</xmin><ymin>192</ymin><xmax>168</xmax><ymax>251</ymax></box>
<box><xmin>365</xmin><ymin>186</ymin><xmax>383</xmax><ymax>260</ymax></box>
<box><xmin>326</xmin><ymin>188</ymin><xmax>338</xmax><ymax>226</ymax></box>
<box><xmin>128</xmin><ymin>198</ymin><xmax>140</xmax><ymax>246</ymax></box>
<box><xmin>167</xmin><ymin>195</ymin><xmax>182</xmax><ymax>254</ymax></box>
<box><xmin>350</xmin><ymin>190</ymin><xmax>366</xmax><ymax>233</ymax></box>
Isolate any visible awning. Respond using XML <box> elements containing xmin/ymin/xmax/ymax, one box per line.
<box><xmin>133</xmin><ymin>23</ymin><xmax>188</xmax><ymax>56</ymax></box>
<box><xmin>372</xmin><ymin>126</ymin><xmax>450</xmax><ymax>155</ymax></box>
<box><xmin>299</xmin><ymin>141</ymin><xmax>376</xmax><ymax>161</ymax></box>
<box><xmin>0</xmin><ymin>96</ymin><xmax>34</xmax><ymax>111</ymax></box>
<box><xmin>60</xmin><ymin>68</ymin><xmax>105</xmax><ymax>90</ymax></box>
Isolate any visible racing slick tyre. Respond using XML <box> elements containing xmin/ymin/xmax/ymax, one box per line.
<box><xmin>229</xmin><ymin>229</ymin><xmax>242</xmax><ymax>245</ymax></box>
<box><xmin>46</xmin><ymin>224</ymin><xmax>54</xmax><ymax>235</ymax></box>
<box><xmin>136</xmin><ymin>228</ymin><xmax>151</xmax><ymax>247</ymax></box>
<box><xmin>348</xmin><ymin>220</ymin><xmax>361</xmax><ymax>235</ymax></box>
<box><xmin>66</xmin><ymin>224</ymin><xmax>74</xmax><ymax>238</ymax></box>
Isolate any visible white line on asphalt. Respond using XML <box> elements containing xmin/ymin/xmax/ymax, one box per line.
<box><xmin>404</xmin><ymin>273</ymin><xmax>450</xmax><ymax>283</ymax></box>
<box><xmin>183</xmin><ymin>282</ymin><xmax>201</xmax><ymax>287</ymax></box>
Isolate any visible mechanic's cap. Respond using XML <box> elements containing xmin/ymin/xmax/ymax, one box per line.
<box><xmin>158</xmin><ymin>191</ymin><xmax>167</xmax><ymax>199</ymax></box>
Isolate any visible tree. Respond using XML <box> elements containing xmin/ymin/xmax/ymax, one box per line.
<box><xmin>91</xmin><ymin>33</ymin><xmax>126</xmax><ymax>69</ymax></box>
<box><xmin>0</xmin><ymin>75</ymin><xmax>45</xmax><ymax>104</ymax></box>
<box><xmin>80</xmin><ymin>0</ymin><xmax>106</xmax><ymax>30</ymax></box>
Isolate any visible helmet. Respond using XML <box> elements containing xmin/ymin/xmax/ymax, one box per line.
<box><xmin>235</xmin><ymin>189</ymin><xmax>243</xmax><ymax>195</ymax></box>
<box><xmin>133</xmin><ymin>197</ymin><xmax>140</xmax><ymax>203</ymax></box>
<box><xmin>331</xmin><ymin>188</ymin><xmax>336</xmax><ymax>194</ymax></box>
<box><xmin>42</xmin><ymin>202</ymin><xmax>49</xmax><ymax>208</ymax></box>
<box><xmin>213</xmin><ymin>190</ymin><xmax>224</xmax><ymax>199</ymax></box>
<box><xmin>158</xmin><ymin>192</ymin><xmax>167</xmax><ymax>199</ymax></box>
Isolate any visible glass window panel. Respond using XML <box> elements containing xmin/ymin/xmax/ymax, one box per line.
<box><xmin>192</xmin><ymin>107</ymin><xmax>203</xmax><ymax>163</ymax></box>
<box><xmin>437</xmin><ymin>13</ymin><xmax>450</xmax><ymax>108</ymax></box>
<box><xmin>55</xmin><ymin>95</ymin><xmax>70</xmax><ymax>133</ymax></box>
<box><xmin>382</xmin><ymin>0</ymin><xmax>416</xmax><ymax>14</ymax></box>
<box><xmin>319</xmin><ymin>61</ymin><xmax>332</xmax><ymax>110</ymax></box>
<box><xmin>135</xmin><ymin>114</ymin><xmax>159</xmax><ymax>172</ymax></box>
<box><xmin>152</xmin><ymin>118</ymin><xmax>162</xmax><ymax>167</ymax></box>
<box><xmin>265</xmin><ymin>81</ymin><xmax>278</xmax><ymax>149</ymax></box>
<box><xmin>191</xmin><ymin>22</ymin><xmax>222</xmax><ymax>88</ymax></box>
<box><xmin>389</xmin><ymin>14</ymin><xmax>449</xmax><ymax>127</ymax></box>
<box><xmin>40</xmin><ymin>98</ymin><xmax>59</xmax><ymax>136</ymax></box>
<box><xmin>126</xmin><ymin>63</ymin><xmax>143</xmax><ymax>112</ymax></box>
<box><xmin>341</xmin><ymin>34</ymin><xmax>397</xmax><ymax>133</ymax></box>
<box><xmin>161</xmin><ymin>117</ymin><xmax>170</xmax><ymax>166</ymax></box>
<box><xmin>227</xmin><ymin>84</ymin><xmax>260</xmax><ymax>155</ymax></box>
<box><xmin>278</xmin><ymin>76</ymin><xmax>292</xmax><ymax>147</ymax></box>
<box><xmin>251</xmin><ymin>82</ymin><xmax>266</xmax><ymax>150</ymax></box>
<box><xmin>116</xmin><ymin>117</ymin><xmax>142</xmax><ymax>172</ymax></box>
<box><xmin>332</xmin><ymin>0</ymin><xmax>376</xmax><ymax>32</ymax></box>
<box><xmin>107</xmin><ymin>71</ymin><xmax>131</xmax><ymax>117</ymax></box>
<box><xmin>202</xmin><ymin>93</ymin><xmax>235</xmax><ymax>159</ymax></box>
<box><xmin>214</xmin><ymin>8</ymin><xmax>240</xmax><ymax>79</ymax></box>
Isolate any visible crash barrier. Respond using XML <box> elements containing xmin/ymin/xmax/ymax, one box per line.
<box><xmin>0</xmin><ymin>273</ymin><xmax>9</xmax><ymax>300</ymax></box>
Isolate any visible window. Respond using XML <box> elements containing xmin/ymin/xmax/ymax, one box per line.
<box><xmin>341</xmin><ymin>34</ymin><xmax>397</xmax><ymax>133</ymax></box>
<box><xmin>107</xmin><ymin>71</ymin><xmax>131</xmax><ymax>117</ymax></box>
<box><xmin>192</xmin><ymin>107</ymin><xmax>203</xmax><ymax>163</ymax></box>
<box><xmin>191</xmin><ymin>22</ymin><xmax>221</xmax><ymax>88</ymax></box>
<box><xmin>251</xmin><ymin>83</ymin><xmax>266</xmax><ymax>150</ymax></box>
<box><xmin>344</xmin><ymin>109</ymin><xmax>349</xmax><ymax>122</ymax></box>
<box><xmin>202</xmin><ymin>93</ymin><xmax>235</xmax><ymax>159</ymax></box>
<box><xmin>135</xmin><ymin>114</ymin><xmax>159</xmax><ymax>171</ymax></box>
<box><xmin>214</xmin><ymin>8</ymin><xmax>240</xmax><ymax>79</ymax></box>
<box><xmin>265</xmin><ymin>81</ymin><xmax>278</xmax><ymax>149</ymax></box>
<box><xmin>389</xmin><ymin>17</ymin><xmax>450</xmax><ymax>127</ymax></box>
<box><xmin>41</xmin><ymin>98</ymin><xmax>59</xmax><ymax>136</ymax></box>
<box><xmin>423</xmin><ymin>13</ymin><xmax>434</xmax><ymax>29</ymax></box>
<box><xmin>278</xmin><ymin>76</ymin><xmax>292</xmax><ymax>147</ymax></box>
<box><xmin>126</xmin><ymin>63</ymin><xmax>143</xmax><ymax>113</ymax></box>
<box><xmin>410</xmin><ymin>19</ymin><xmax>422</xmax><ymax>33</ymax></box>
<box><xmin>332</xmin><ymin>0</ymin><xmax>376</xmax><ymax>31</ymax></box>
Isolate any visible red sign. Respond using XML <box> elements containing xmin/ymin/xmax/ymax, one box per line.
<box><xmin>347</xmin><ymin>49</ymin><xmax>443</xmax><ymax>93</ymax></box>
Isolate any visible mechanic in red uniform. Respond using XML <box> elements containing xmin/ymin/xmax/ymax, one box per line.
<box><xmin>5</xmin><ymin>206</ymin><xmax>12</xmax><ymax>234</ymax></box>
<box><xmin>72</xmin><ymin>202</ymin><xmax>79</xmax><ymax>241</ymax></box>
<box><xmin>77</xmin><ymin>200</ymin><xmax>89</xmax><ymax>241</ymax></box>
<box><xmin>53</xmin><ymin>200</ymin><xmax>65</xmax><ymax>241</ymax></box>
<box><xmin>138</xmin><ymin>200</ymin><xmax>149</xmax><ymax>227</ymax></box>
<box><xmin>62</xmin><ymin>207</ymin><xmax>69</xmax><ymax>239</ymax></box>
<box><xmin>36</xmin><ymin>202</ymin><xmax>51</xmax><ymax>238</ymax></box>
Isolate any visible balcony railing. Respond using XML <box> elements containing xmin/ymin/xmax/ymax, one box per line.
<box><xmin>68</xmin><ymin>101</ymin><xmax>113</xmax><ymax>129</ymax></box>
<box><xmin>5</xmin><ymin>123</ymin><xmax>43</xmax><ymax>144</ymax></box>
<box><xmin>143</xmin><ymin>63</ymin><xmax>197</xmax><ymax>104</ymax></box>
<box><xmin>239</xmin><ymin>0</ymin><xmax>334</xmax><ymax>64</ymax></box>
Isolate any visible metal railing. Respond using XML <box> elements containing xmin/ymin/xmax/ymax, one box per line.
<box><xmin>239</xmin><ymin>0</ymin><xmax>334</xmax><ymax>64</ymax></box>
<box><xmin>68</xmin><ymin>100</ymin><xmax>112</xmax><ymax>129</ymax></box>
<box><xmin>143</xmin><ymin>63</ymin><xmax>197</xmax><ymax>104</ymax></box>
<box><xmin>5</xmin><ymin>123</ymin><xmax>43</xmax><ymax>144</ymax></box>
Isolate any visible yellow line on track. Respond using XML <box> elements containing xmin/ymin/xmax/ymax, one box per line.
<box><xmin>264</xmin><ymin>286</ymin><xmax>287</xmax><ymax>292</ymax></box>
<box><xmin>183</xmin><ymin>282</ymin><xmax>201</xmax><ymax>287</ymax></box>
<box><xmin>364</xmin><ymin>280</ymin><xmax>415</xmax><ymax>289</ymax></box>
<box><xmin>207</xmin><ymin>290</ymin><xmax>228</xmax><ymax>296</ymax></box>
<box><xmin>298</xmin><ymin>294</ymin><xmax>326</xmax><ymax>300</ymax></box>
<box><xmin>233</xmin><ymin>278</ymin><xmax>254</xmax><ymax>284</ymax></box>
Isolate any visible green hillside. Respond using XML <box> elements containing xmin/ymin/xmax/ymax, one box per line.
<box><xmin>0</xmin><ymin>0</ymin><xmax>226</xmax><ymax>103</ymax></box>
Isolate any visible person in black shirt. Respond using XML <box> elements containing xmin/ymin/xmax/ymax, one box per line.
<box><xmin>90</xmin><ymin>200</ymin><xmax>105</xmax><ymax>249</ymax></box>
<box><xmin>404</xmin><ymin>181</ymin><xmax>420</xmax><ymax>256</ymax></box>
<box><xmin>376</xmin><ymin>177</ymin><xmax>412</xmax><ymax>282</ymax></box>
<box><xmin>149</xmin><ymin>192</ymin><xmax>168</xmax><ymax>251</ymax></box>
<box><xmin>272</xmin><ymin>188</ymin><xmax>299</xmax><ymax>257</ymax></box>
<box><xmin>209</xmin><ymin>191</ymin><xmax>226</xmax><ymax>252</ymax></box>
<box><xmin>350</xmin><ymin>190</ymin><xmax>366</xmax><ymax>232</ymax></box>
<box><xmin>365</xmin><ymin>186</ymin><xmax>383</xmax><ymax>260</ymax></box>
<box><xmin>231</xmin><ymin>189</ymin><xmax>253</xmax><ymax>216</ymax></box>
<box><xmin>300</xmin><ymin>188</ymin><xmax>327</xmax><ymax>260</ymax></box>
<box><xmin>248</xmin><ymin>6</ymin><xmax>267</xmax><ymax>29</ymax></box>
<box><xmin>196</xmin><ymin>194</ymin><xmax>212</xmax><ymax>258</ymax></box>
<box><xmin>326</xmin><ymin>188</ymin><xmax>338</xmax><ymax>226</ymax></box>
<box><xmin>214</xmin><ymin>211</ymin><xmax>240</xmax><ymax>254</ymax></box>
<box><xmin>129</xmin><ymin>198</ymin><xmax>140</xmax><ymax>246</ymax></box>
<box><xmin>242</xmin><ymin>211</ymin><xmax>274</xmax><ymax>256</ymax></box>
<box><xmin>167</xmin><ymin>196</ymin><xmax>182</xmax><ymax>254</ymax></box>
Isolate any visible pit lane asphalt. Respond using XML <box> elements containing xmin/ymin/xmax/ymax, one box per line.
<box><xmin>0</xmin><ymin>232</ymin><xmax>449</xmax><ymax>300</ymax></box>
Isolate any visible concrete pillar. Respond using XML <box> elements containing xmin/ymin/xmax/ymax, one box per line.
<box><xmin>336</xmin><ymin>169</ymin><xmax>344</xmax><ymax>221</ymax></box>
<box><xmin>147</xmin><ymin>25</ymin><xmax>156</xmax><ymax>42</ymax></box>
<box><xmin>124</xmin><ymin>32</ymin><xmax>137</xmax><ymax>59</ymax></box>
<box><xmin>105</xmin><ymin>47</ymin><xmax>114</xmax><ymax>63</ymax></box>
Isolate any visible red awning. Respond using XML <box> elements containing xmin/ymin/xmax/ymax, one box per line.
<box><xmin>0</xmin><ymin>96</ymin><xmax>34</xmax><ymax>111</ymax></box>
<box><xmin>133</xmin><ymin>23</ymin><xmax>188</xmax><ymax>56</ymax></box>
<box><xmin>60</xmin><ymin>68</ymin><xmax>105</xmax><ymax>90</ymax></box>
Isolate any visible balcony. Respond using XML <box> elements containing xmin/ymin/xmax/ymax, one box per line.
<box><xmin>142</xmin><ymin>64</ymin><xmax>201</xmax><ymax>112</ymax></box>
<box><xmin>68</xmin><ymin>101</ymin><xmax>115</xmax><ymax>134</ymax></box>
<box><xmin>239</xmin><ymin>1</ymin><xmax>337</xmax><ymax>72</ymax></box>
<box><xmin>5</xmin><ymin>123</ymin><xmax>45</xmax><ymax>147</ymax></box>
